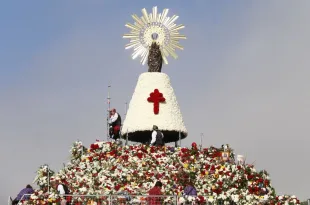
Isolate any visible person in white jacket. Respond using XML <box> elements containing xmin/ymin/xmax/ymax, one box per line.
<box><xmin>56</xmin><ymin>183</ymin><xmax>70</xmax><ymax>205</ymax></box>
<box><xmin>108</xmin><ymin>108</ymin><xmax>122</xmax><ymax>141</ymax></box>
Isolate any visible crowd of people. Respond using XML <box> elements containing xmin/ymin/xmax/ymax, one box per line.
<box><xmin>12</xmin><ymin>181</ymin><xmax>197</xmax><ymax>205</ymax></box>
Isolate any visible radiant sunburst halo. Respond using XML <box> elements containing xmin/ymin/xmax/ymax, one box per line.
<box><xmin>123</xmin><ymin>6</ymin><xmax>186</xmax><ymax>65</ymax></box>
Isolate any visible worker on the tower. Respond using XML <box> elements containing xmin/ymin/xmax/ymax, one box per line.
<box><xmin>108</xmin><ymin>108</ymin><xmax>122</xmax><ymax>141</ymax></box>
<box><xmin>150</xmin><ymin>125</ymin><xmax>165</xmax><ymax>146</ymax></box>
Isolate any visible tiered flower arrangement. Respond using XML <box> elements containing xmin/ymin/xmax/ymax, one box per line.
<box><xmin>69</xmin><ymin>140</ymin><xmax>87</xmax><ymax>165</ymax></box>
<box><xmin>25</xmin><ymin>141</ymin><xmax>299</xmax><ymax>205</ymax></box>
<box><xmin>33</xmin><ymin>164</ymin><xmax>55</xmax><ymax>192</ymax></box>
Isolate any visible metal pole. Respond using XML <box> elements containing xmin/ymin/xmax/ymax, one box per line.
<box><xmin>124</xmin><ymin>102</ymin><xmax>128</xmax><ymax>117</ymax></box>
<box><xmin>109</xmin><ymin>194</ymin><xmax>112</xmax><ymax>205</ymax></box>
<box><xmin>81</xmin><ymin>145</ymin><xmax>84</xmax><ymax>156</ymax></box>
<box><xmin>47</xmin><ymin>165</ymin><xmax>50</xmax><ymax>194</ymax></box>
<box><xmin>123</xmin><ymin>102</ymin><xmax>127</xmax><ymax>144</ymax></box>
<box><xmin>200</xmin><ymin>133</ymin><xmax>204</xmax><ymax>150</ymax></box>
<box><xmin>107</xmin><ymin>85</ymin><xmax>111</xmax><ymax>141</ymax></box>
<box><xmin>126</xmin><ymin>130</ymin><xmax>128</xmax><ymax>146</ymax></box>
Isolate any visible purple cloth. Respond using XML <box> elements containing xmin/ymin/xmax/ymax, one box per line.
<box><xmin>15</xmin><ymin>187</ymin><xmax>34</xmax><ymax>201</ymax></box>
<box><xmin>184</xmin><ymin>185</ymin><xmax>197</xmax><ymax>196</ymax></box>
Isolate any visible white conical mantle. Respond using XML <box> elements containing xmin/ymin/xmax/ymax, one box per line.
<box><xmin>121</xmin><ymin>72</ymin><xmax>187</xmax><ymax>143</ymax></box>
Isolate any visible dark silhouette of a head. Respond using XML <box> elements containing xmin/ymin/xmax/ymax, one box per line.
<box><xmin>155</xmin><ymin>181</ymin><xmax>162</xmax><ymax>187</ymax></box>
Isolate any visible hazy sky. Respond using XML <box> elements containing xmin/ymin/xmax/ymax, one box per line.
<box><xmin>1</xmin><ymin>0</ymin><xmax>309</xmax><ymax>203</ymax></box>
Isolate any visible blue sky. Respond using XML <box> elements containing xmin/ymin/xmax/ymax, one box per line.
<box><xmin>1</xmin><ymin>1</ymin><xmax>310</xmax><ymax>203</ymax></box>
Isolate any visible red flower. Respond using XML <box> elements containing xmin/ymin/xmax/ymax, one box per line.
<box><xmin>122</xmin><ymin>155</ymin><xmax>129</xmax><ymax>161</ymax></box>
<box><xmin>181</xmin><ymin>148</ymin><xmax>188</xmax><ymax>153</ymax></box>
<box><xmin>114</xmin><ymin>184</ymin><xmax>121</xmax><ymax>191</ymax></box>
<box><xmin>197</xmin><ymin>196</ymin><xmax>205</xmax><ymax>203</ymax></box>
<box><xmin>136</xmin><ymin>152</ymin><xmax>143</xmax><ymax>159</ymax></box>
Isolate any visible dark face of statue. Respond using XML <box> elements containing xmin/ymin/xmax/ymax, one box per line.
<box><xmin>148</xmin><ymin>42</ymin><xmax>163</xmax><ymax>72</ymax></box>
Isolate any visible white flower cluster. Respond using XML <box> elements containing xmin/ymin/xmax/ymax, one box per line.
<box><xmin>69</xmin><ymin>140</ymin><xmax>86</xmax><ymax>165</ymax></box>
<box><xmin>277</xmin><ymin>195</ymin><xmax>300</xmax><ymax>204</ymax></box>
<box><xmin>33</xmin><ymin>164</ymin><xmax>54</xmax><ymax>189</ymax></box>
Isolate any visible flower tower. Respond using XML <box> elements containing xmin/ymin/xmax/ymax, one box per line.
<box><xmin>19</xmin><ymin>7</ymin><xmax>301</xmax><ymax>205</ymax></box>
<box><xmin>122</xmin><ymin>6</ymin><xmax>187</xmax><ymax>143</ymax></box>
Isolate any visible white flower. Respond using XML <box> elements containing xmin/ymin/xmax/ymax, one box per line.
<box><xmin>178</xmin><ymin>197</ymin><xmax>185</xmax><ymax>203</ymax></box>
<box><xmin>188</xmin><ymin>196</ymin><xmax>195</xmax><ymax>202</ymax></box>
<box><xmin>246</xmin><ymin>195</ymin><xmax>252</xmax><ymax>201</ymax></box>
<box><xmin>231</xmin><ymin>195</ymin><xmax>239</xmax><ymax>203</ymax></box>
<box><xmin>79</xmin><ymin>187</ymin><xmax>87</xmax><ymax>193</ymax></box>
<box><xmin>208</xmin><ymin>196</ymin><xmax>214</xmax><ymax>203</ymax></box>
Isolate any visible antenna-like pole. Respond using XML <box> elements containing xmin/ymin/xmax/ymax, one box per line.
<box><xmin>107</xmin><ymin>85</ymin><xmax>111</xmax><ymax>141</ymax></box>
<box><xmin>126</xmin><ymin>130</ymin><xmax>128</xmax><ymax>146</ymax></box>
<box><xmin>200</xmin><ymin>133</ymin><xmax>204</xmax><ymax>150</ymax></box>
<box><xmin>47</xmin><ymin>165</ymin><xmax>50</xmax><ymax>194</ymax></box>
<box><xmin>125</xmin><ymin>102</ymin><xmax>128</xmax><ymax>117</ymax></box>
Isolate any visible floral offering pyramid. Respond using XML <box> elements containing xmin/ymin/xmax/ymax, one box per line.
<box><xmin>28</xmin><ymin>140</ymin><xmax>300</xmax><ymax>205</ymax></box>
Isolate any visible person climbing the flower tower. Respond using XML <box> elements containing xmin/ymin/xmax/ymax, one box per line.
<box><xmin>148</xmin><ymin>181</ymin><xmax>164</xmax><ymax>205</ymax></box>
<box><xmin>56</xmin><ymin>182</ymin><xmax>71</xmax><ymax>205</ymax></box>
<box><xmin>108</xmin><ymin>108</ymin><xmax>122</xmax><ymax>141</ymax></box>
<box><xmin>183</xmin><ymin>181</ymin><xmax>197</xmax><ymax>197</ymax></box>
<box><xmin>150</xmin><ymin>125</ymin><xmax>165</xmax><ymax>146</ymax></box>
<box><xmin>12</xmin><ymin>184</ymin><xmax>34</xmax><ymax>205</ymax></box>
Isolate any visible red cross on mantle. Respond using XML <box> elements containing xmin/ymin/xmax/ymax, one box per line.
<box><xmin>147</xmin><ymin>89</ymin><xmax>165</xmax><ymax>114</ymax></box>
